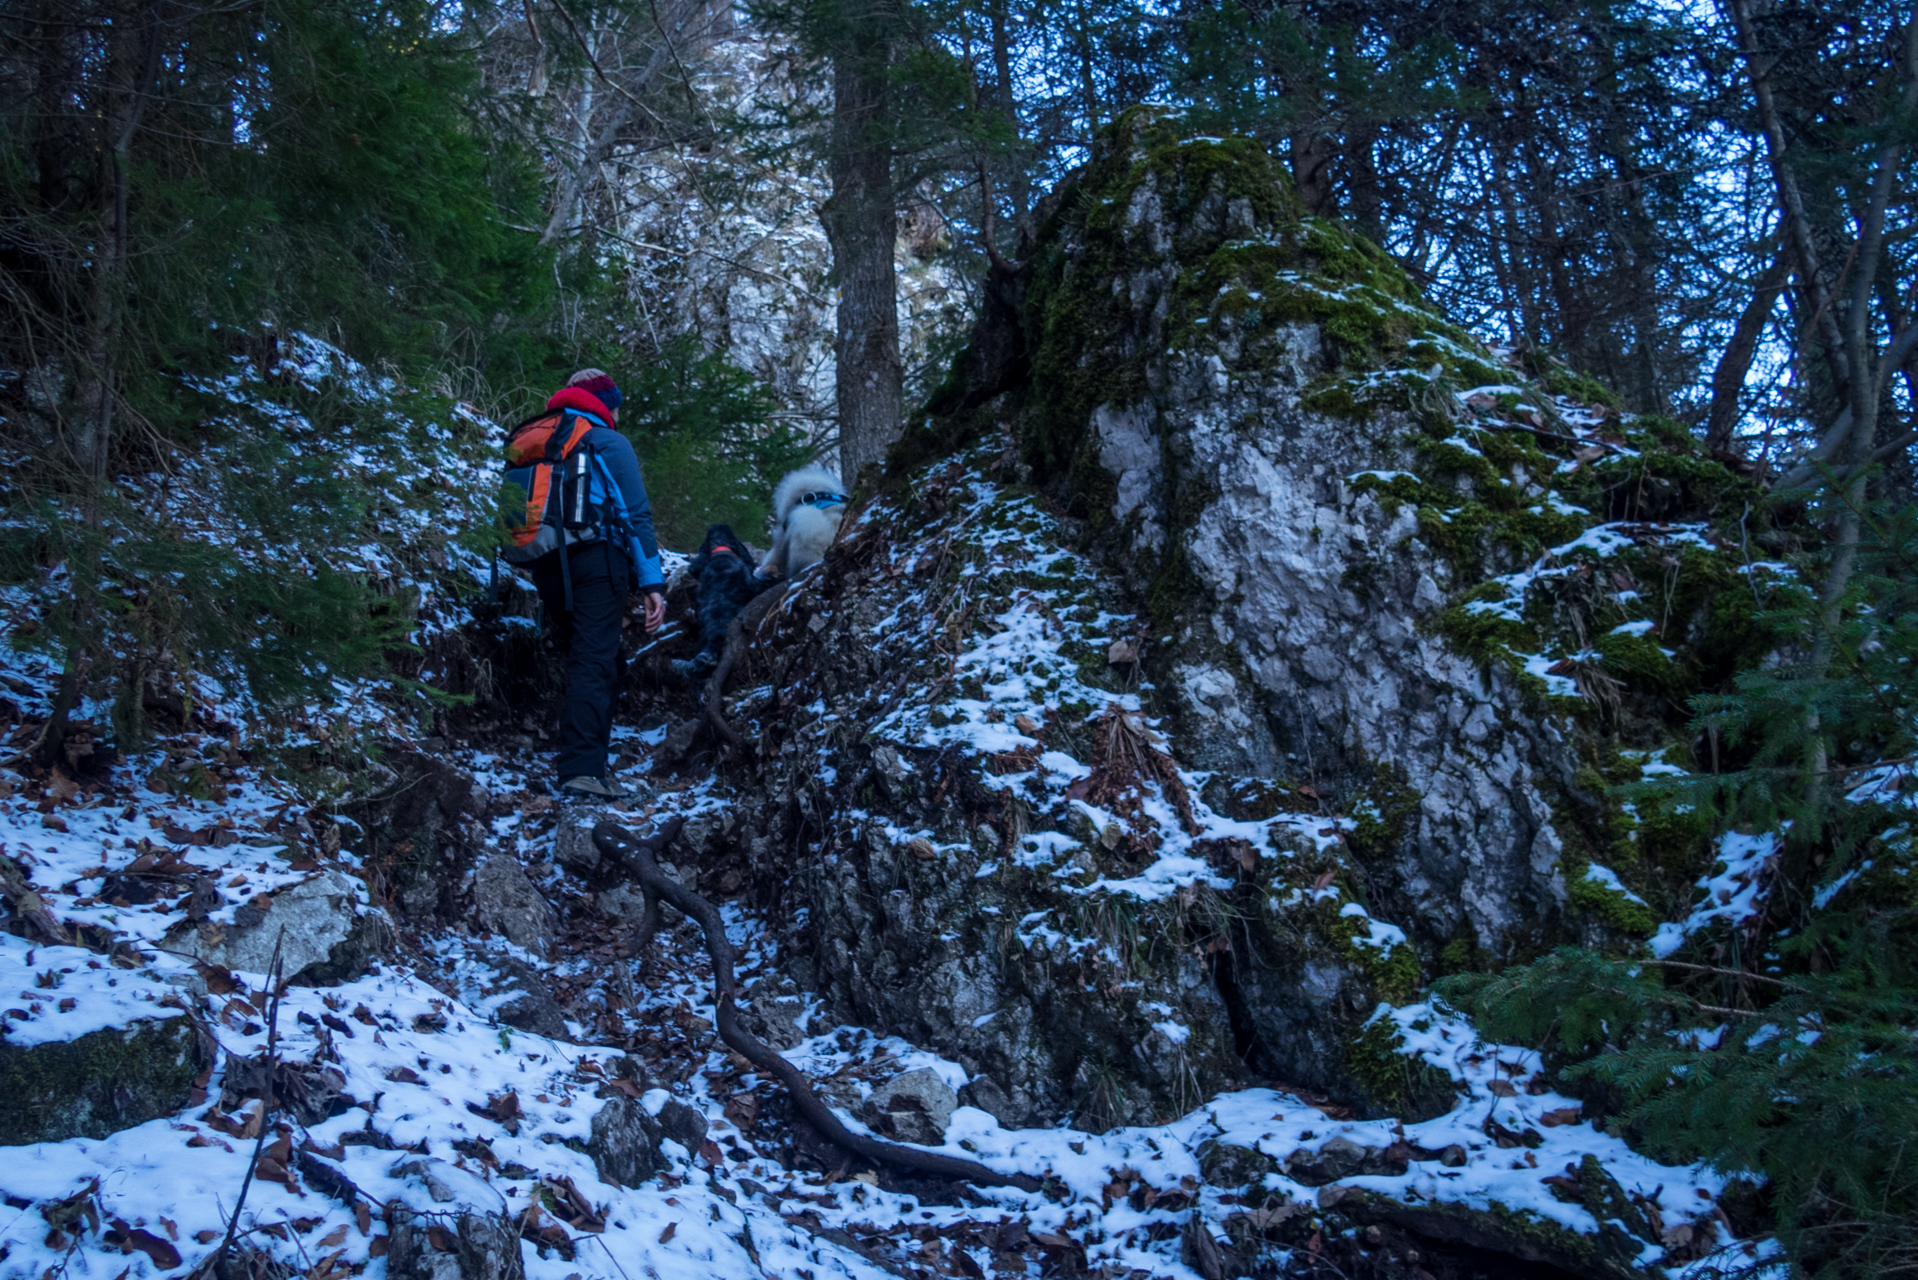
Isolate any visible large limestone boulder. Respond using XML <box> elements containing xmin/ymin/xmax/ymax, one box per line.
<box><xmin>709</xmin><ymin>109</ymin><xmax>1752</xmax><ymax>1123</ymax></box>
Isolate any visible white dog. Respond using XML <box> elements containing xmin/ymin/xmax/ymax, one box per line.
<box><xmin>757</xmin><ymin>466</ymin><xmax>848</xmax><ymax>579</ymax></box>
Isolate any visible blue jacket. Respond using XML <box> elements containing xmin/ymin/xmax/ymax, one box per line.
<box><xmin>570</xmin><ymin>410</ymin><xmax>664</xmax><ymax>590</ymax></box>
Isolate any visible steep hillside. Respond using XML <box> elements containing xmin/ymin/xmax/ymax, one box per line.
<box><xmin>0</xmin><ymin>117</ymin><xmax>1786</xmax><ymax>1280</ymax></box>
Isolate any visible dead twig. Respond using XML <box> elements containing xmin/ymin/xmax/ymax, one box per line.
<box><xmin>0</xmin><ymin>851</ymin><xmax>72</xmax><ymax>946</ymax></box>
<box><xmin>206</xmin><ymin>932</ymin><xmax>286</xmax><ymax>1280</ymax></box>
<box><xmin>595</xmin><ymin>819</ymin><xmax>1042</xmax><ymax>1193</ymax></box>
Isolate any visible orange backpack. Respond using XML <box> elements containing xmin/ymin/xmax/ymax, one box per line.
<box><xmin>499</xmin><ymin>409</ymin><xmax>610</xmax><ymax>563</ymax></box>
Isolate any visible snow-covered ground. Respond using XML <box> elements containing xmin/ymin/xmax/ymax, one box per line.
<box><xmin>0</xmin><ymin>338</ymin><xmax>1773</xmax><ymax>1280</ymax></box>
<box><xmin>0</xmin><ymin>726</ymin><xmax>1766</xmax><ymax>1280</ymax></box>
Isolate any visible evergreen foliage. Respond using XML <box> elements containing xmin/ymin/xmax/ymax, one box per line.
<box><xmin>0</xmin><ymin>0</ymin><xmax>573</xmax><ymax>740</ymax></box>
<box><xmin>1441</xmin><ymin>490</ymin><xmax>1918</xmax><ymax>1275</ymax></box>
<box><xmin>0</xmin><ymin>0</ymin><xmax>812</xmax><ymax>738</ymax></box>
<box><xmin>616</xmin><ymin>337</ymin><xmax>813</xmax><ymax>549</ymax></box>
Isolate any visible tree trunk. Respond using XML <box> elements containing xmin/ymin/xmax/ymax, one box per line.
<box><xmin>1288</xmin><ymin>128</ymin><xmax>1335</xmax><ymax>218</ymax></box>
<box><xmin>823</xmin><ymin>47</ymin><xmax>901</xmax><ymax>483</ymax></box>
<box><xmin>1705</xmin><ymin>241</ymin><xmax>1791</xmax><ymax>451</ymax></box>
<box><xmin>73</xmin><ymin>0</ymin><xmax>148</xmax><ymax>484</ymax></box>
<box><xmin>1344</xmin><ymin>125</ymin><xmax>1383</xmax><ymax>245</ymax></box>
<box><xmin>987</xmin><ymin>0</ymin><xmax>1030</xmax><ymax>239</ymax></box>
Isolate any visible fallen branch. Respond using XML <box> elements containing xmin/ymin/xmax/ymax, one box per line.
<box><xmin>702</xmin><ymin>585</ymin><xmax>787</xmax><ymax>754</ymax></box>
<box><xmin>1642</xmin><ymin>958</ymin><xmax>1805</xmax><ymax>991</ymax></box>
<box><xmin>594</xmin><ymin>819</ymin><xmax>1042</xmax><ymax>1193</ymax></box>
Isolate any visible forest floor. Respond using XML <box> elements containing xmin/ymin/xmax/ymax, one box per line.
<box><xmin>0</xmin><ymin>660</ymin><xmax>1762</xmax><ymax>1280</ymax></box>
<box><xmin>0</xmin><ymin>338</ymin><xmax>1768</xmax><ymax>1280</ymax></box>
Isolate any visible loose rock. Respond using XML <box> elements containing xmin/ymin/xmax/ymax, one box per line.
<box><xmin>470</xmin><ymin>855</ymin><xmax>556</xmax><ymax>958</ymax></box>
<box><xmin>166</xmin><ymin>869</ymin><xmax>393</xmax><ymax>984</ymax></box>
<box><xmin>862</xmin><ymin>1067</ymin><xmax>958</xmax><ymax>1146</ymax></box>
<box><xmin>588</xmin><ymin>1093</ymin><xmax>665</xmax><ymax>1188</ymax></box>
<box><xmin>384</xmin><ymin>1199</ymin><xmax>522</xmax><ymax>1280</ymax></box>
<box><xmin>0</xmin><ymin>1012</ymin><xmax>207</xmax><ymax>1145</ymax></box>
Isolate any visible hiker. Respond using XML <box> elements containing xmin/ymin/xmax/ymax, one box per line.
<box><xmin>500</xmin><ymin>369</ymin><xmax>665</xmax><ymax>800</ymax></box>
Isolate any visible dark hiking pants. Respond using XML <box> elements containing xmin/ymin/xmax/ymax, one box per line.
<box><xmin>530</xmin><ymin>541</ymin><xmax>631</xmax><ymax>781</ymax></box>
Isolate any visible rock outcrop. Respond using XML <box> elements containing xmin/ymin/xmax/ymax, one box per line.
<box><xmin>699</xmin><ymin>108</ymin><xmax>1757</xmax><ymax>1127</ymax></box>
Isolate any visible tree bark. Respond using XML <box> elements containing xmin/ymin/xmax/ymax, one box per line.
<box><xmin>823</xmin><ymin>44</ymin><xmax>901</xmax><ymax>483</ymax></box>
<box><xmin>73</xmin><ymin>0</ymin><xmax>154</xmax><ymax>484</ymax></box>
<box><xmin>1705</xmin><ymin>241</ymin><xmax>1791</xmax><ymax>451</ymax></box>
<box><xmin>1288</xmin><ymin>128</ymin><xmax>1336</xmax><ymax>218</ymax></box>
<box><xmin>986</xmin><ymin>0</ymin><xmax>1030</xmax><ymax>239</ymax></box>
<box><xmin>595</xmin><ymin>819</ymin><xmax>1043</xmax><ymax>1192</ymax></box>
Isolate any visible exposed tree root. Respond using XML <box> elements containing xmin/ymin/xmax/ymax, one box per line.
<box><xmin>594</xmin><ymin>819</ymin><xmax>1043</xmax><ymax>1194</ymax></box>
<box><xmin>702</xmin><ymin>586</ymin><xmax>787</xmax><ymax>754</ymax></box>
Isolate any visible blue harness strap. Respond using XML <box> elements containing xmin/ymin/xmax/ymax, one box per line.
<box><xmin>799</xmin><ymin>491</ymin><xmax>848</xmax><ymax>509</ymax></box>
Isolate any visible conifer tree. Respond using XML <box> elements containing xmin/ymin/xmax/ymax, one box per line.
<box><xmin>0</xmin><ymin>0</ymin><xmax>558</xmax><ymax>738</ymax></box>
<box><xmin>1443</xmin><ymin>490</ymin><xmax>1918</xmax><ymax>1272</ymax></box>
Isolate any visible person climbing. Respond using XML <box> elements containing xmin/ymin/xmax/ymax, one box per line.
<box><xmin>499</xmin><ymin>368</ymin><xmax>665</xmax><ymax>800</ymax></box>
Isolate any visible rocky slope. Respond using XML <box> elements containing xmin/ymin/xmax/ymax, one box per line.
<box><xmin>0</xmin><ymin>116</ymin><xmax>1785</xmax><ymax>1280</ymax></box>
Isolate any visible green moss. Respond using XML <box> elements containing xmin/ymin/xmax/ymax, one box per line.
<box><xmin>1346</xmin><ymin>1015</ymin><xmax>1457</xmax><ymax>1122</ymax></box>
<box><xmin>1591</xmin><ymin>628</ymin><xmax>1680</xmax><ymax>698</ymax></box>
<box><xmin>0</xmin><ymin>1012</ymin><xmax>206</xmax><ymax>1145</ymax></box>
<box><xmin>1140</xmin><ymin>132</ymin><xmax>1296</xmax><ymax>227</ymax></box>
<box><xmin>1326</xmin><ymin>1187</ymin><xmax>1652</xmax><ymax>1278</ymax></box>
<box><xmin>1572</xmin><ymin>1152</ymin><xmax>1654</xmax><ymax>1240</ymax></box>
<box><xmin>1199</xmin><ymin>775</ymin><xmax>1301</xmax><ymax>823</ymax></box>
<box><xmin>1565</xmin><ymin>856</ymin><xmax>1659</xmax><ymax>936</ymax></box>
<box><xmin>1346</xmin><ymin>762</ymin><xmax>1421</xmax><ymax>863</ymax></box>
<box><xmin>1438</xmin><ymin>933</ymin><xmax>1485</xmax><ymax>976</ymax></box>
<box><xmin>1521</xmin><ymin>353</ymin><xmax>1625</xmax><ymax>410</ymax></box>
<box><xmin>1434</xmin><ymin>601</ymin><xmax>1535</xmax><ymax>673</ymax></box>
<box><xmin>1345</xmin><ymin>929</ymin><xmax>1422</xmax><ymax>1004</ymax></box>
<box><xmin>1198</xmin><ymin>1139</ymin><xmax>1279</xmax><ymax>1187</ymax></box>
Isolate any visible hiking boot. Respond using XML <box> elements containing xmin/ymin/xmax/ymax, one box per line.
<box><xmin>556</xmin><ymin>774</ymin><xmax>635</xmax><ymax>802</ymax></box>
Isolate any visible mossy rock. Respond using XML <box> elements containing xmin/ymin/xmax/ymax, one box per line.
<box><xmin>1322</xmin><ymin>1185</ymin><xmax>1651</xmax><ymax>1280</ymax></box>
<box><xmin>1198</xmin><ymin>1138</ymin><xmax>1279</xmax><ymax>1187</ymax></box>
<box><xmin>0</xmin><ymin>1012</ymin><xmax>207</xmax><ymax>1144</ymax></box>
<box><xmin>1346</xmin><ymin>1014</ymin><xmax>1459</xmax><ymax>1122</ymax></box>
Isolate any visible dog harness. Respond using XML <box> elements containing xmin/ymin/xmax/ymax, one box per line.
<box><xmin>798</xmin><ymin>491</ymin><xmax>848</xmax><ymax>509</ymax></box>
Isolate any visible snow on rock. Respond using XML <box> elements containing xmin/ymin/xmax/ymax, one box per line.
<box><xmin>0</xmin><ymin>120</ymin><xmax>1788</xmax><ymax>1280</ymax></box>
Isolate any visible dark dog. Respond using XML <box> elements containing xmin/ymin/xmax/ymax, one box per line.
<box><xmin>672</xmin><ymin>524</ymin><xmax>768</xmax><ymax>682</ymax></box>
